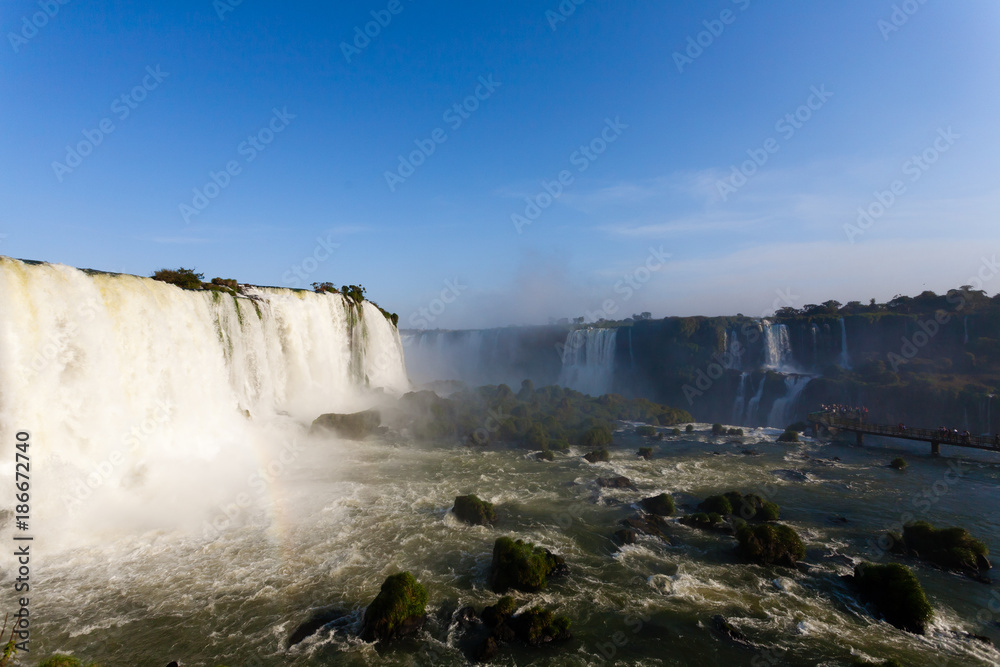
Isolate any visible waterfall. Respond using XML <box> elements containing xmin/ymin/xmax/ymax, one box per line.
<box><xmin>745</xmin><ymin>374</ymin><xmax>768</xmax><ymax>425</ymax></box>
<box><xmin>731</xmin><ymin>372</ymin><xmax>750</xmax><ymax>423</ymax></box>
<box><xmin>767</xmin><ymin>375</ymin><xmax>812</xmax><ymax>427</ymax></box>
<box><xmin>628</xmin><ymin>326</ymin><xmax>635</xmax><ymax>368</ymax></box>
<box><xmin>838</xmin><ymin>317</ymin><xmax>851</xmax><ymax>369</ymax></box>
<box><xmin>762</xmin><ymin>320</ymin><xmax>793</xmax><ymax>371</ymax></box>
<box><xmin>810</xmin><ymin>323</ymin><xmax>819</xmax><ymax>368</ymax></box>
<box><xmin>724</xmin><ymin>328</ymin><xmax>743</xmax><ymax>370</ymax></box>
<box><xmin>558</xmin><ymin>327</ymin><xmax>617</xmax><ymax>396</ymax></box>
<box><xmin>0</xmin><ymin>258</ymin><xmax>408</xmax><ymax>533</ymax></box>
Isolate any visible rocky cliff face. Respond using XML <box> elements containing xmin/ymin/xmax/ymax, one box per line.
<box><xmin>403</xmin><ymin>296</ymin><xmax>1000</xmax><ymax>432</ymax></box>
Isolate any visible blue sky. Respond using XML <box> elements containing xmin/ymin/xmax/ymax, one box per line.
<box><xmin>3</xmin><ymin>0</ymin><xmax>999</xmax><ymax>328</ymax></box>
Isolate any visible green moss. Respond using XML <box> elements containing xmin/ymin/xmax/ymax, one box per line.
<box><xmin>512</xmin><ymin>607</ymin><xmax>572</xmax><ymax>645</ymax></box>
<box><xmin>680</xmin><ymin>512</ymin><xmax>723</xmax><ymax>529</ymax></box>
<box><xmin>736</xmin><ymin>524</ymin><xmax>805</xmax><ymax>566</ymax></box>
<box><xmin>640</xmin><ymin>493</ymin><xmax>675</xmax><ymax>516</ymax></box>
<box><xmin>482</xmin><ymin>595</ymin><xmax>518</xmax><ymax>627</ymax></box>
<box><xmin>453</xmin><ymin>494</ymin><xmax>497</xmax><ymax>525</ymax></box>
<box><xmin>853</xmin><ymin>562</ymin><xmax>933</xmax><ymax>634</ymax></box>
<box><xmin>489</xmin><ymin>537</ymin><xmax>565</xmax><ymax>593</ymax></box>
<box><xmin>898</xmin><ymin>521</ymin><xmax>988</xmax><ymax>573</ymax></box>
<box><xmin>360</xmin><ymin>572</ymin><xmax>428</xmax><ymax>641</ymax></box>
<box><xmin>698</xmin><ymin>494</ymin><xmax>733</xmax><ymax>516</ymax></box>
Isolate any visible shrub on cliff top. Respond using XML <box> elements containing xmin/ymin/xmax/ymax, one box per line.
<box><xmin>152</xmin><ymin>267</ymin><xmax>203</xmax><ymax>290</ymax></box>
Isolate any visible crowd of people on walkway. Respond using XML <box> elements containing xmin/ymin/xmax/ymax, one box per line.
<box><xmin>820</xmin><ymin>404</ymin><xmax>869</xmax><ymax>421</ymax></box>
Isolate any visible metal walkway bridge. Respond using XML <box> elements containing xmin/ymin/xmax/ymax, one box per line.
<box><xmin>807</xmin><ymin>411</ymin><xmax>1000</xmax><ymax>456</ymax></box>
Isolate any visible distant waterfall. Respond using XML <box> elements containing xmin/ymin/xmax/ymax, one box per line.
<box><xmin>723</xmin><ymin>328</ymin><xmax>743</xmax><ymax>369</ymax></box>
<box><xmin>767</xmin><ymin>375</ymin><xmax>812</xmax><ymax>427</ymax></box>
<box><xmin>762</xmin><ymin>321</ymin><xmax>793</xmax><ymax>371</ymax></box>
<box><xmin>732</xmin><ymin>372</ymin><xmax>750</xmax><ymax>423</ymax></box>
<box><xmin>810</xmin><ymin>323</ymin><xmax>819</xmax><ymax>368</ymax></box>
<box><xmin>745</xmin><ymin>375</ymin><xmax>768</xmax><ymax>425</ymax></box>
<box><xmin>838</xmin><ymin>318</ymin><xmax>851</xmax><ymax>369</ymax></box>
<box><xmin>558</xmin><ymin>328</ymin><xmax>617</xmax><ymax>396</ymax></box>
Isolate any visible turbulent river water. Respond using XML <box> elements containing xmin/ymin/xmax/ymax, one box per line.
<box><xmin>9</xmin><ymin>426</ymin><xmax>1000</xmax><ymax>666</ymax></box>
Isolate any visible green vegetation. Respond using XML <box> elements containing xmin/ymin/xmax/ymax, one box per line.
<box><xmin>711</xmin><ymin>423</ymin><xmax>725</xmax><ymax>435</ymax></box>
<box><xmin>311</xmin><ymin>281</ymin><xmax>338</xmax><ymax>293</ymax></box>
<box><xmin>151</xmin><ymin>267</ymin><xmax>203</xmax><ymax>290</ymax></box>
<box><xmin>38</xmin><ymin>657</ymin><xmax>100</xmax><ymax>667</ymax></box>
<box><xmin>685</xmin><ymin>424</ymin><xmax>694</xmax><ymax>433</ymax></box>
<box><xmin>889</xmin><ymin>457</ymin><xmax>907</xmax><ymax>470</ymax></box>
<box><xmin>452</xmin><ymin>494</ymin><xmax>497</xmax><ymax>526</ymax></box>
<box><xmin>777</xmin><ymin>428</ymin><xmax>799</xmax><ymax>443</ymax></box>
<box><xmin>672</xmin><ymin>427</ymin><xmax>682</xmax><ymax>435</ymax></box>
<box><xmin>398</xmin><ymin>384</ymin><xmax>691</xmax><ymax>450</ymax></box>
<box><xmin>535</xmin><ymin>450</ymin><xmax>554</xmax><ymax>461</ymax></box>
<box><xmin>636</xmin><ymin>425</ymin><xmax>657</xmax><ymax>437</ymax></box>
<box><xmin>736</xmin><ymin>523</ymin><xmax>805</xmax><ymax>566</ymax></box>
<box><xmin>853</xmin><ymin>562</ymin><xmax>933</xmax><ymax>634</ymax></box>
<box><xmin>581</xmin><ymin>424</ymin><xmax>613</xmax><ymax>448</ymax></box>
<box><xmin>679</xmin><ymin>512</ymin><xmax>724</xmax><ymax>529</ymax></box>
<box><xmin>698</xmin><ymin>491</ymin><xmax>779</xmax><ymax>521</ymax></box>
<box><xmin>640</xmin><ymin>493</ymin><xmax>675</xmax><ymax>516</ymax></box>
<box><xmin>583</xmin><ymin>449</ymin><xmax>610</xmax><ymax>463</ymax></box>
<box><xmin>889</xmin><ymin>521</ymin><xmax>989</xmax><ymax>574</ymax></box>
<box><xmin>481</xmin><ymin>595</ymin><xmax>518</xmax><ymax>627</ymax></box>
<box><xmin>637</xmin><ymin>446</ymin><xmax>653</xmax><ymax>459</ymax></box>
<box><xmin>360</xmin><ymin>572</ymin><xmax>428</xmax><ymax>641</ymax></box>
<box><xmin>341</xmin><ymin>284</ymin><xmax>366</xmax><ymax>304</ymax></box>
<box><xmin>488</xmin><ymin>537</ymin><xmax>565</xmax><ymax>593</ymax></box>
<box><xmin>511</xmin><ymin>607</ymin><xmax>572</xmax><ymax>645</ymax></box>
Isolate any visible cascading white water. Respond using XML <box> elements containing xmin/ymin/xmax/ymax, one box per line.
<box><xmin>762</xmin><ymin>320</ymin><xmax>793</xmax><ymax>371</ymax></box>
<box><xmin>731</xmin><ymin>372</ymin><xmax>750</xmax><ymax>423</ymax></box>
<box><xmin>767</xmin><ymin>375</ymin><xmax>812</xmax><ymax>427</ymax></box>
<box><xmin>745</xmin><ymin>374</ymin><xmax>767</xmax><ymax>425</ymax></box>
<box><xmin>838</xmin><ymin>317</ymin><xmax>851</xmax><ymax>369</ymax></box>
<box><xmin>0</xmin><ymin>258</ymin><xmax>408</xmax><ymax>540</ymax></box>
<box><xmin>723</xmin><ymin>328</ymin><xmax>743</xmax><ymax>369</ymax></box>
<box><xmin>558</xmin><ymin>327</ymin><xmax>617</xmax><ymax>396</ymax></box>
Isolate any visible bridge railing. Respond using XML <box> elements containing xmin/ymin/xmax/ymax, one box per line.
<box><xmin>806</xmin><ymin>411</ymin><xmax>999</xmax><ymax>449</ymax></box>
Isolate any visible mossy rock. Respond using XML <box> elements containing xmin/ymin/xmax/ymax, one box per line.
<box><xmin>481</xmin><ymin>595</ymin><xmax>518</xmax><ymax>628</ymax></box>
<box><xmin>452</xmin><ymin>494</ymin><xmax>497</xmax><ymax>526</ymax></box>
<box><xmin>310</xmin><ymin>409</ymin><xmax>381</xmax><ymax>439</ymax></box>
<box><xmin>853</xmin><ymin>562</ymin><xmax>933</xmax><ymax>634</ymax></box>
<box><xmin>680</xmin><ymin>512</ymin><xmax>723</xmax><ymax>529</ymax></box>
<box><xmin>488</xmin><ymin>537</ymin><xmax>566</xmax><ymax>593</ymax></box>
<box><xmin>535</xmin><ymin>450</ymin><xmax>555</xmax><ymax>461</ymax></box>
<box><xmin>580</xmin><ymin>425</ymin><xmax>613</xmax><ymax>448</ymax></box>
<box><xmin>511</xmin><ymin>607</ymin><xmax>572</xmax><ymax>646</ymax></box>
<box><xmin>685</xmin><ymin>424</ymin><xmax>694</xmax><ymax>433</ymax></box>
<box><xmin>697</xmin><ymin>494</ymin><xmax>733</xmax><ymax>516</ymax></box>
<box><xmin>736</xmin><ymin>523</ymin><xmax>805</xmax><ymax>567</ymax></box>
<box><xmin>635</xmin><ymin>425</ymin><xmax>656</xmax><ymax>437</ymax></box>
<box><xmin>596</xmin><ymin>475</ymin><xmax>636</xmax><ymax>490</ymax></box>
<box><xmin>584</xmin><ymin>449</ymin><xmax>610</xmax><ymax>463</ymax></box>
<box><xmin>711</xmin><ymin>423</ymin><xmax>726</xmax><ymax>435</ymax></box>
<box><xmin>637</xmin><ymin>446</ymin><xmax>653</xmax><ymax>460</ymax></box>
<box><xmin>621</xmin><ymin>514</ymin><xmax>672</xmax><ymax>541</ymax></box>
<box><xmin>360</xmin><ymin>572</ymin><xmax>428</xmax><ymax>642</ymax></box>
<box><xmin>672</xmin><ymin>427</ymin><xmax>682</xmax><ymax>435</ymax></box>
<box><xmin>889</xmin><ymin>457</ymin><xmax>907</xmax><ymax>470</ymax></box>
<box><xmin>640</xmin><ymin>493</ymin><xmax>675</xmax><ymax>516</ymax></box>
<box><xmin>777</xmin><ymin>429</ymin><xmax>799</xmax><ymax>443</ymax></box>
<box><xmin>895</xmin><ymin>521</ymin><xmax>990</xmax><ymax>575</ymax></box>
